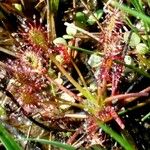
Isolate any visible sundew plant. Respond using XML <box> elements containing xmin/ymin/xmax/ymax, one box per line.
<box><xmin>0</xmin><ymin>0</ymin><xmax>150</xmax><ymax>150</ymax></box>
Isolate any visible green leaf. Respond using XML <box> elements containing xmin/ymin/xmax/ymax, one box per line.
<box><xmin>0</xmin><ymin>106</ymin><xmax>6</xmax><ymax>118</ymax></box>
<box><xmin>112</xmin><ymin>1</ymin><xmax>150</xmax><ymax>24</ymax></box>
<box><xmin>0</xmin><ymin>123</ymin><xmax>23</xmax><ymax>150</ymax></box>
<box><xmin>124</xmin><ymin>55</ymin><xmax>134</xmax><ymax>65</ymax></box>
<box><xmin>88</xmin><ymin>53</ymin><xmax>102</xmax><ymax>68</ymax></box>
<box><xmin>130</xmin><ymin>0</ymin><xmax>144</xmax><ymax>12</ymax></box>
<box><xmin>124</xmin><ymin>32</ymin><xmax>141</xmax><ymax>47</ymax></box>
<box><xmin>136</xmin><ymin>43</ymin><xmax>149</xmax><ymax>54</ymax></box>
<box><xmin>97</xmin><ymin>123</ymin><xmax>135</xmax><ymax>150</ymax></box>
<box><xmin>50</xmin><ymin>0</ymin><xmax>59</xmax><ymax>13</ymax></box>
<box><xmin>21</xmin><ymin>138</ymin><xmax>76</xmax><ymax>150</ymax></box>
<box><xmin>13</xmin><ymin>3</ymin><xmax>22</xmax><ymax>11</ymax></box>
<box><xmin>53</xmin><ymin>37</ymin><xmax>67</xmax><ymax>45</ymax></box>
<box><xmin>66</xmin><ymin>24</ymin><xmax>77</xmax><ymax>36</ymax></box>
<box><xmin>87</xmin><ymin>9</ymin><xmax>103</xmax><ymax>25</ymax></box>
<box><xmin>63</xmin><ymin>34</ymin><xmax>74</xmax><ymax>40</ymax></box>
<box><xmin>75</xmin><ymin>12</ymin><xmax>87</xmax><ymax>24</ymax></box>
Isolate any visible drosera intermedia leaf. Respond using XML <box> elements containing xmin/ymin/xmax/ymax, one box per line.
<box><xmin>0</xmin><ymin>123</ymin><xmax>23</xmax><ymax>150</ymax></box>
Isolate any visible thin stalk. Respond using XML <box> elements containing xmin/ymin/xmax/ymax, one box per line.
<box><xmin>57</xmin><ymin>97</ymin><xmax>85</xmax><ymax>109</ymax></box>
<box><xmin>68</xmin><ymin>45</ymin><xmax>94</xmax><ymax>54</ymax></box>
<box><xmin>105</xmin><ymin>92</ymin><xmax>148</xmax><ymax>103</ymax></box>
<box><xmin>64</xmin><ymin>22</ymin><xmax>99</xmax><ymax>42</ymax></box>
<box><xmin>64</xmin><ymin>114</ymin><xmax>87</xmax><ymax>119</ymax></box>
<box><xmin>44</xmin><ymin>74</ymin><xmax>83</xmax><ymax>102</ymax></box>
<box><xmin>68</xmin><ymin>45</ymin><xmax>104</xmax><ymax>56</ymax></box>
<box><xmin>48</xmin><ymin>132</ymin><xmax>52</xmax><ymax>150</ymax></box>
<box><xmin>71</xmin><ymin>59</ymin><xmax>87</xmax><ymax>88</ymax></box>
<box><xmin>67</xmin><ymin>127</ymin><xmax>83</xmax><ymax>144</ymax></box>
<box><xmin>24</xmin><ymin>124</ymin><xmax>32</xmax><ymax>150</ymax></box>
<box><xmin>119</xmin><ymin>101</ymin><xmax>150</xmax><ymax>115</ymax></box>
<box><xmin>49</xmin><ymin>54</ymin><xmax>98</xmax><ymax>106</ymax></box>
<box><xmin>46</xmin><ymin>0</ymin><xmax>56</xmax><ymax>41</ymax></box>
<box><xmin>141</xmin><ymin>112</ymin><xmax>150</xmax><ymax>121</ymax></box>
<box><xmin>125</xmin><ymin>86</ymin><xmax>150</xmax><ymax>102</ymax></box>
<box><xmin>0</xmin><ymin>47</ymin><xmax>17</xmax><ymax>57</ymax></box>
<box><xmin>60</xmin><ymin>101</ymin><xmax>85</xmax><ymax>110</ymax></box>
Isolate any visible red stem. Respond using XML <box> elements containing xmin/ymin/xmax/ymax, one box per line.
<box><xmin>105</xmin><ymin>92</ymin><xmax>149</xmax><ymax>103</ymax></box>
<box><xmin>44</xmin><ymin>74</ymin><xmax>83</xmax><ymax>102</ymax></box>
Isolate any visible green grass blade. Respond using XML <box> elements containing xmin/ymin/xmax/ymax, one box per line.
<box><xmin>130</xmin><ymin>0</ymin><xmax>150</xmax><ymax>48</ymax></box>
<box><xmin>141</xmin><ymin>112</ymin><xmax>150</xmax><ymax>121</ymax></box>
<box><xmin>112</xmin><ymin>1</ymin><xmax>150</xmax><ymax>24</ymax></box>
<box><xmin>68</xmin><ymin>45</ymin><xmax>94</xmax><ymax>54</ymax></box>
<box><xmin>114</xmin><ymin>60</ymin><xmax>150</xmax><ymax>79</ymax></box>
<box><xmin>131</xmin><ymin>0</ymin><xmax>143</xmax><ymax>12</ymax></box>
<box><xmin>97</xmin><ymin>122</ymin><xmax>135</xmax><ymax>150</ymax></box>
<box><xmin>21</xmin><ymin>138</ymin><xmax>76</xmax><ymax>150</ymax></box>
<box><xmin>0</xmin><ymin>123</ymin><xmax>23</xmax><ymax>150</ymax></box>
<box><xmin>68</xmin><ymin>45</ymin><xmax>104</xmax><ymax>56</ymax></box>
<box><xmin>50</xmin><ymin>0</ymin><xmax>59</xmax><ymax>13</ymax></box>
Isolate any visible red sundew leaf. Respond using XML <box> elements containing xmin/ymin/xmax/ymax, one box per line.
<box><xmin>98</xmin><ymin>106</ymin><xmax>125</xmax><ymax>129</ymax></box>
<box><xmin>98</xmin><ymin>9</ymin><xmax>125</xmax><ymax>96</ymax></box>
<box><xmin>54</xmin><ymin>44</ymin><xmax>71</xmax><ymax>64</ymax></box>
<box><xmin>27</xmin><ymin>25</ymin><xmax>48</xmax><ymax>49</ymax></box>
<box><xmin>99</xmin><ymin>56</ymin><xmax>112</xmax><ymax>82</ymax></box>
<box><xmin>111</xmin><ymin>55</ymin><xmax>124</xmax><ymax>95</ymax></box>
<box><xmin>18</xmin><ymin>18</ymin><xmax>49</xmax><ymax>51</ymax></box>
